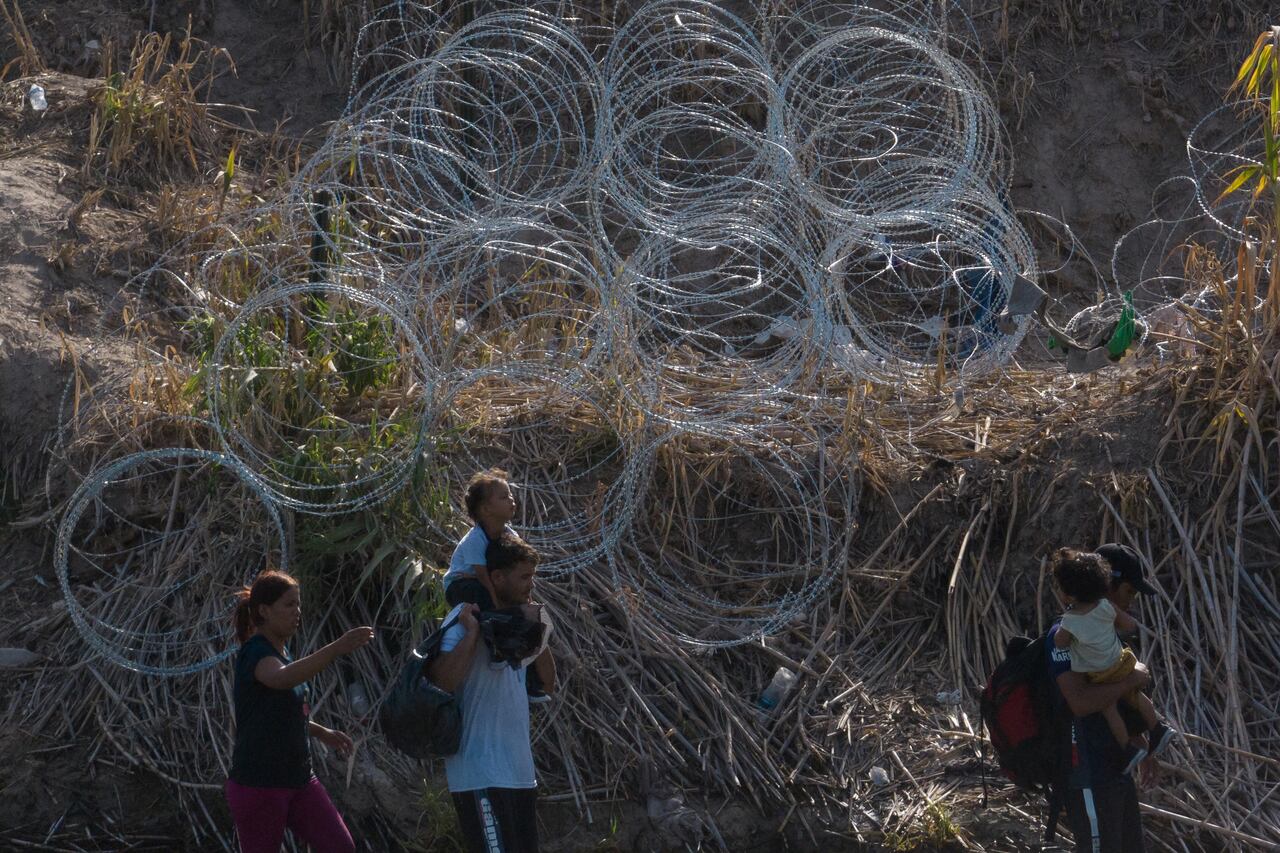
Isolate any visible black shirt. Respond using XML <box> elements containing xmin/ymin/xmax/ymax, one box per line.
<box><xmin>228</xmin><ymin>634</ymin><xmax>313</xmax><ymax>788</ymax></box>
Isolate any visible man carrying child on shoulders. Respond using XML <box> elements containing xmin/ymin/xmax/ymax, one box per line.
<box><xmin>428</xmin><ymin>532</ymin><xmax>556</xmax><ymax>853</ymax></box>
<box><xmin>444</xmin><ymin>468</ymin><xmax>549</xmax><ymax>703</ymax></box>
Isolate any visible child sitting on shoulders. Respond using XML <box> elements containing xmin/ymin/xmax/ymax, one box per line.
<box><xmin>441</xmin><ymin>468</ymin><xmax>548</xmax><ymax>703</ymax></box>
<box><xmin>1051</xmin><ymin>547</ymin><xmax>1176</xmax><ymax>775</ymax></box>
<box><xmin>442</xmin><ymin>469</ymin><xmax>516</xmax><ymax>611</ymax></box>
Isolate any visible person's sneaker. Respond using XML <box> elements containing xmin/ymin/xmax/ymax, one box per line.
<box><xmin>1121</xmin><ymin>743</ymin><xmax>1148</xmax><ymax>776</ymax></box>
<box><xmin>1148</xmin><ymin>722</ymin><xmax>1178</xmax><ymax>757</ymax></box>
<box><xmin>527</xmin><ymin>690</ymin><xmax>552</xmax><ymax>705</ymax></box>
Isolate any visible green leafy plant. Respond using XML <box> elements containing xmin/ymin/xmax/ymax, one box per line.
<box><xmin>919</xmin><ymin>801</ymin><xmax>961</xmax><ymax>846</ymax></box>
<box><xmin>1218</xmin><ymin>26</ymin><xmax>1280</xmax><ymax>324</ymax></box>
<box><xmin>217</xmin><ymin>141</ymin><xmax>238</xmax><ymax>215</ymax></box>
<box><xmin>302</xmin><ymin>297</ymin><xmax>400</xmax><ymax>397</ymax></box>
<box><xmin>403</xmin><ymin>783</ymin><xmax>464</xmax><ymax>852</ymax></box>
<box><xmin>289</xmin><ymin>441</ymin><xmax>453</xmax><ymax>617</ymax></box>
<box><xmin>592</xmin><ymin>814</ymin><xmax>624</xmax><ymax>852</ymax></box>
<box><xmin>881</xmin><ymin>800</ymin><xmax>962</xmax><ymax>850</ymax></box>
<box><xmin>1221</xmin><ymin>28</ymin><xmax>1280</xmax><ymax>218</ymax></box>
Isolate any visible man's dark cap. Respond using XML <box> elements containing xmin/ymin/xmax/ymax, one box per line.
<box><xmin>1097</xmin><ymin>543</ymin><xmax>1156</xmax><ymax>595</ymax></box>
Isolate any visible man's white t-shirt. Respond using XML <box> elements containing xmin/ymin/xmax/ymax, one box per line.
<box><xmin>438</xmin><ymin>604</ymin><xmax>535</xmax><ymax>792</ymax></box>
<box><xmin>443</xmin><ymin>524</ymin><xmax>515</xmax><ymax>588</ymax></box>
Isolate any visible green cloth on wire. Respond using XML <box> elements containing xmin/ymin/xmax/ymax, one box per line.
<box><xmin>1106</xmin><ymin>291</ymin><xmax>1136</xmax><ymax>358</ymax></box>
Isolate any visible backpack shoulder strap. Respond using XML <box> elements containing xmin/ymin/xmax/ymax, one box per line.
<box><xmin>416</xmin><ymin>613</ymin><xmax>463</xmax><ymax>657</ymax></box>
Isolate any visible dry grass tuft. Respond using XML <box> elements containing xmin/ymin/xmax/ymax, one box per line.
<box><xmin>84</xmin><ymin>26</ymin><xmax>233</xmax><ymax>184</ymax></box>
<box><xmin>0</xmin><ymin>0</ymin><xmax>42</xmax><ymax>79</ymax></box>
<box><xmin>305</xmin><ymin>0</ymin><xmax>372</xmax><ymax>82</ymax></box>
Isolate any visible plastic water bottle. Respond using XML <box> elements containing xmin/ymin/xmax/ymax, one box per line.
<box><xmin>347</xmin><ymin>681</ymin><xmax>370</xmax><ymax>717</ymax></box>
<box><xmin>757</xmin><ymin>666</ymin><xmax>797</xmax><ymax>711</ymax></box>
<box><xmin>26</xmin><ymin>84</ymin><xmax>47</xmax><ymax>113</ymax></box>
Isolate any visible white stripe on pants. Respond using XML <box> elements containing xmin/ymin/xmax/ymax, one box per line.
<box><xmin>1082</xmin><ymin>787</ymin><xmax>1101</xmax><ymax>853</ymax></box>
<box><xmin>477</xmin><ymin>791</ymin><xmax>504</xmax><ymax>853</ymax></box>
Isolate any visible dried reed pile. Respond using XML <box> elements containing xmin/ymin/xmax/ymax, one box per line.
<box><xmin>4</xmin><ymin>285</ymin><xmax>1278</xmax><ymax>851</ymax></box>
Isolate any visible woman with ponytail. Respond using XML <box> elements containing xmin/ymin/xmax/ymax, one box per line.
<box><xmin>226</xmin><ymin>570</ymin><xmax>374</xmax><ymax>853</ymax></box>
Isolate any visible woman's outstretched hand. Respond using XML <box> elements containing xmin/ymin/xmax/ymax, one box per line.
<box><xmin>335</xmin><ymin>626</ymin><xmax>375</xmax><ymax>655</ymax></box>
<box><xmin>256</xmin><ymin>627</ymin><xmax>376</xmax><ymax>691</ymax></box>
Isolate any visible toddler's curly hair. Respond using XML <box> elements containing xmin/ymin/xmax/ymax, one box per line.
<box><xmin>1051</xmin><ymin>547</ymin><xmax>1111</xmax><ymax>604</ymax></box>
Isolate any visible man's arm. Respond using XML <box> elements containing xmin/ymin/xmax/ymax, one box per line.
<box><xmin>533</xmin><ymin>646</ymin><xmax>556</xmax><ymax>694</ymax></box>
<box><xmin>1113</xmin><ymin>609</ymin><xmax>1139</xmax><ymax>639</ymax></box>
<box><xmin>426</xmin><ymin>605</ymin><xmax>481</xmax><ymax>693</ymax></box>
<box><xmin>1056</xmin><ymin>664</ymin><xmax>1150</xmax><ymax>717</ymax></box>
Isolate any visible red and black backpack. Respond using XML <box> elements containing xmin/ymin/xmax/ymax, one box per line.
<box><xmin>980</xmin><ymin>634</ymin><xmax>1069</xmax><ymax>838</ymax></box>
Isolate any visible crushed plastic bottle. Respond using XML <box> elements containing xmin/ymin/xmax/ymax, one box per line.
<box><xmin>757</xmin><ymin>666</ymin><xmax>797</xmax><ymax>711</ymax></box>
<box><xmin>26</xmin><ymin>84</ymin><xmax>47</xmax><ymax>113</ymax></box>
<box><xmin>347</xmin><ymin>681</ymin><xmax>370</xmax><ymax>717</ymax></box>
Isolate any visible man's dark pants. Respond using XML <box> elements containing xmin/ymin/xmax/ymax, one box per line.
<box><xmin>1063</xmin><ymin>778</ymin><xmax>1146</xmax><ymax>853</ymax></box>
<box><xmin>452</xmin><ymin>787</ymin><xmax>538</xmax><ymax>853</ymax></box>
<box><xmin>446</xmin><ymin>577</ymin><xmax>495</xmax><ymax>611</ymax></box>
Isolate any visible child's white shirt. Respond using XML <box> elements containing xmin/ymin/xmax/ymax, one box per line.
<box><xmin>443</xmin><ymin>523</ymin><xmax>516</xmax><ymax>588</ymax></box>
<box><xmin>443</xmin><ymin>525</ymin><xmax>490</xmax><ymax>588</ymax></box>
<box><xmin>1060</xmin><ymin>598</ymin><xmax>1123</xmax><ymax>673</ymax></box>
